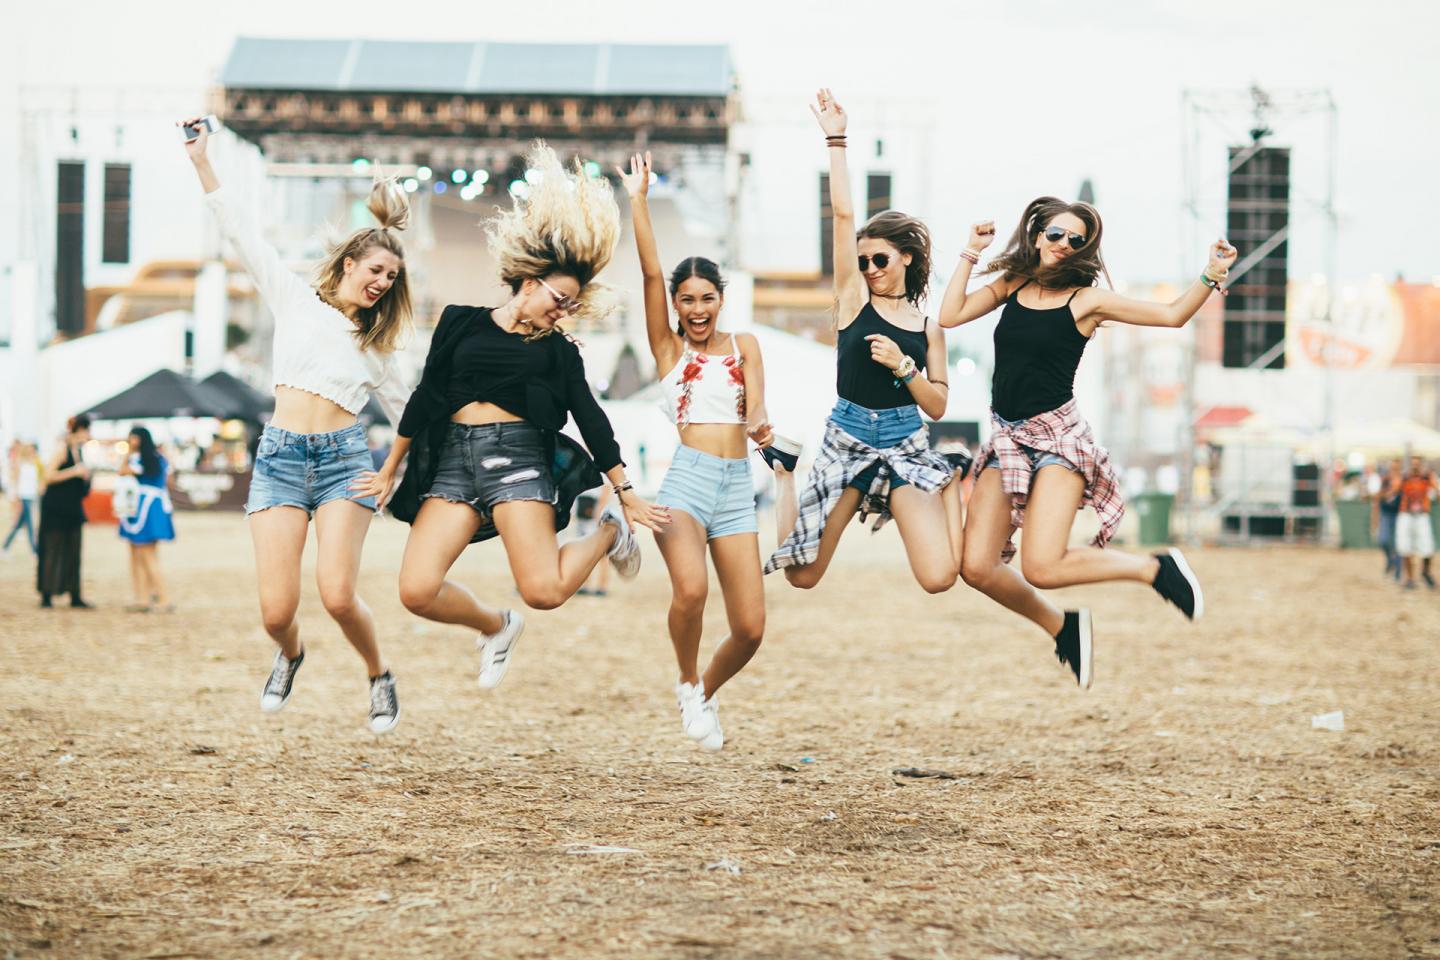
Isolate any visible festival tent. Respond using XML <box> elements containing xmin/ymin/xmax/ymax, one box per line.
<box><xmin>197</xmin><ymin>370</ymin><xmax>272</xmax><ymax>422</ymax></box>
<box><xmin>85</xmin><ymin>368</ymin><xmax>247</xmax><ymax>421</ymax></box>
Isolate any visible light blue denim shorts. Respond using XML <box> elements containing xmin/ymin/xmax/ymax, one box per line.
<box><xmin>246</xmin><ymin>422</ymin><xmax>376</xmax><ymax>516</ymax></box>
<box><xmin>656</xmin><ymin>445</ymin><xmax>758</xmax><ymax>539</ymax></box>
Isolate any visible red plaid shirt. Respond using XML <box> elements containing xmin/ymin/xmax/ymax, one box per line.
<box><xmin>972</xmin><ymin>398</ymin><xmax>1124</xmax><ymax>563</ymax></box>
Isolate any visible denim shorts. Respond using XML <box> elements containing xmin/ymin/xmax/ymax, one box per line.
<box><xmin>656</xmin><ymin>445</ymin><xmax>758</xmax><ymax>539</ymax></box>
<box><xmin>984</xmin><ymin>412</ymin><xmax>1080</xmax><ymax>474</ymax></box>
<box><xmin>424</xmin><ymin>421</ymin><xmax>556</xmax><ymax>517</ymax></box>
<box><xmin>830</xmin><ymin>398</ymin><xmax>922</xmax><ymax>494</ymax></box>
<box><xmin>246</xmin><ymin>422</ymin><xmax>375</xmax><ymax>516</ymax></box>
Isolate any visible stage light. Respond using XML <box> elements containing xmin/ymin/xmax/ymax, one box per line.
<box><xmin>583</xmin><ymin>160</ymin><xmax>601</xmax><ymax>178</ymax></box>
<box><xmin>473</xmin><ymin>169</ymin><xmax>490</xmax><ymax>185</ymax></box>
<box><xmin>451</xmin><ymin>168</ymin><xmax>467</xmax><ymax>184</ymax></box>
<box><xmin>416</xmin><ymin>165</ymin><xmax>433</xmax><ymax>181</ymax></box>
<box><xmin>524</xmin><ymin>167</ymin><xmax>543</xmax><ymax>185</ymax></box>
<box><xmin>509</xmin><ymin>180</ymin><xmax>531</xmax><ymax>199</ymax></box>
<box><xmin>402</xmin><ymin>178</ymin><xmax>419</xmax><ymax>193</ymax></box>
<box><xmin>351</xmin><ymin>158</ymin><xmax>371</xmax><ymax>174</ymax></box>
<box><xmin>433</xmin><ymin>181</ymin><xmax>447</xmax><ymax>194</ymax></box>
<box><xmin>956</xmin><ymin>358</ymin><xmax>977</xmax><ymax>377</ymax></box>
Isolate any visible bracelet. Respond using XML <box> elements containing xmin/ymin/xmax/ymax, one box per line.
<box><xmin>612</xmin><ymin>481</ymin><xmax>633</xmax><ymax>496</ymax></box>
<box><xmin>1200</xmin><ymin>273</ymin><xmax>1228</xmax><ymax>296</ymax></box>
<box><xmin>959</xmin><ymin>249</ymin><xmax>980</xmax><ymax>266</ymax></box>
<box><xmin>825</xmin><ymin>136</ymin><xmax>847</xmax><ymax>147</ymax></box>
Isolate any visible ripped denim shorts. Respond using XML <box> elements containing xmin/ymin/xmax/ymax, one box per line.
<box><xmin>422</xmin><ymin>421</ymin><xmax>556</xmax><ymax>517</ymax></box>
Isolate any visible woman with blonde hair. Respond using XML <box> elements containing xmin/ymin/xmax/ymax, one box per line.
<box><xmin>385</xmin><ymin>143</ymin><xmax>669</xmax><ymax>691</ymax></box>
<box><xmin>619</xmin><ymin>151</ymin><xmax>773</xmax><ymax>751</ymax></box>
<box><xmin>181</xmin><ymin>117</ymin><xmax>412</xmax><ymax>733</ymax></box>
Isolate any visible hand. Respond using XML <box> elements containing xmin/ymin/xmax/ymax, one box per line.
<box><xmin>865</xmin><ymin>333</ymin><xmax>904</xmax><ymax>372</ymax></box>
<box><xmin>809</xmin><ymin>87</ymin><xmax>847</xmax><ymax>137</ymax></box>
<box><xmin>177</xmin><ymin>116</ymin><xmax>209</xmax><ymax>163</ymax></box>
<box><xmin>967</xmin><ymin>220</ymin><xmax>997</xmax><ymax>253</ymax></box>
<box><xmin>616</xmin><ymin>151</ymin><xmax>652</xmax><ymax>199</ymax></box>
<box><xmin>620</xmin><ymin>488</ymin><xmax>671</xmax><ymax>534</ymax></box>
<box><xmin>1207</xmin><ymin>238</ymin><xmax>1238</xmax><ymax>277</ymax></box>
<box><xmin>349</xmin><ymin>467</ymin><xmax>395</xmax><ymax>508</ymax></box>
<box><xmin>747</xmin><ymin>418</ymin><xmax>775</xmax><ymax>449</ymax></box>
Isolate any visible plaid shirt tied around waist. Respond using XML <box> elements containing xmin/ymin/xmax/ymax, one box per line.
<box><xmin>973</xmin><ymin>398</ymin><xmax>1124</xmax><ymax>563</ymax></box>
<box><xmin>764</xmin><ymin>419</ymin><xmax>952</xmax><ymax>574</ymax></box>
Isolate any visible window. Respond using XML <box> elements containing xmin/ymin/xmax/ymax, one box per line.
<box><xmin>102</xmin><ymin>163</ymin><xmax>131</xmax><ymax>264</ymax></box>
<box><xmin>55</xmin><ymin>162</ymin><xmax>85</xmax><ymax>335</ymax></box>
<box><xmin>866</xmin><ymin>173</ymin><xmax>891</xmax><ymax>220</ymax></box>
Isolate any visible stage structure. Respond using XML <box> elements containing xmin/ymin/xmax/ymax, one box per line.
<box><xmin>214</xmin><ymin>38</ymin><xmax>738</xmax><ymax>332</ymax></box>
<box><xmin>1178</xmin><ymin>85</ymin><xmax>1338</xmax><ymax>544</ymax></box>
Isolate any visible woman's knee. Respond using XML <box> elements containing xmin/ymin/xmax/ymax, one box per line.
<box><xmin>1020</xmin><ymin>557</ymin><xmax>1064</xmax><ymax>591</ymax></box>
<box><xmin>731</xmin><ymin>615</ymin><xmax>765</xmax><ymax>651</ymax></box>
<box><xmin>670</xmin><ymin>580</ymin><xmax>708</xmax><ymax>615</ymax></box>
<box><xmin>318</xmin><ymin>581</ymin><xmax>359</xmax><ymax>620</ymax></box>
<box><xmin>398</xmin><ymin>576</ymin><xmax>440</xmax><ymax>615</ymax></box>
<box><xmin>960</xmin><ymin>557</ymin><xmax>994</xmax><ymax>589</ymax></box>
<box><xmin>259</xmin><ymin>605</ymin><xmax>296</xmax><ymax>639</ymax></box>
<box><xmin>517</xmin><ymin>580</ymin><xmax>566</xmax><ymax>611</ymax></box>
<box><xmin>783</xmin><ymin>566</ymin><xmax>822</xmax><ymax>590</ymax></box>
<box><xmin>916</xmin><ymin>566</ymin><xmax>957</xmax><ymax>595</ymax></box>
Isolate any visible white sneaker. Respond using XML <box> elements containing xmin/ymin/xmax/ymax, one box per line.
<box><xmin>695</xmin><ymin>694</ymin><xmax>724</xmax><ymax>752</ymax></box>
<box><xmin>599</xmin><ymin>503</ymin><xmax>641</xmax><ymax>580</ymax></box>
<box><xmin>676</xmin><ymin>680</ymin><xmax>705</xmax><ymax>738</ymax></box>
<box><xmin>476</xmin><ymin>610</ymin><xmax>525</xmax><ymax>689</ymax></box>
<box><xmin>676</xmin><ymin>679</ymin><xmax>724</xmax><ymax>751</ymax></box>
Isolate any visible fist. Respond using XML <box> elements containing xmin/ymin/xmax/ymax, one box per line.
<box><xmin>967</xmin><ymin>220</ymin><xmax>997</xmax><ymax>252</ymax></box>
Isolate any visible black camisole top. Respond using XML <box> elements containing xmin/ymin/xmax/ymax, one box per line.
<box><xmin>836</xmin><ymin>302</ymin><xmax>930</xmax><ymax>410</ymax></box>
<box><xmin>990</xmin><ymin>283</ymin><xmax>1091</xmax><ymax>421</ymax></box>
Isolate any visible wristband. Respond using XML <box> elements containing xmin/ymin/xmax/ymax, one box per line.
<box><xmin>960</xmin><ymin>249</ymin><xmax>981</xmax><ymax>266</ymax></box>
<box><xmin>1200</xmin><ymin>273</ymin><xmax>1228</xmax><ymax>296</ymax></box>
<box><xmin>612</xmin><ymin>481</ymin><xmax>633</xmax><ymax>497</ymax></box>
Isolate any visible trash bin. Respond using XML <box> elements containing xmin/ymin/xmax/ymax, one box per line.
<box><xmin>1134</xmin><ymin>492</ymin><xmax>1174</xmax><ymax>546</ymax></box>
<box><xmin>1335</xmin><ymin>500</ymin><xmax>1373</xmax><ymax>549</ymax></box>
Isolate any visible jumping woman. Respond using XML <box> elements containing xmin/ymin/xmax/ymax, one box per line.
<box><xmin>939</xmin><ymin>197</ymin><xmax>1238</xmax><ymax>688</ymax></box>
<box><xmin>619</xmin><ymin>151</ymin><xmax>774</xmax><ymax>751</ymax></box>
<box><xmin>382</xmin><ymin>143</ymin><xmax>669</xmax><ymax>691</ymax></box>
<box><xmin>183</xmin><ymin>117</ymin><xmax>413</xmax><ymax>733</ymax></box>
<box><xmin>768</xmin><ymin>89</ymin><xmax>964</xmax><ymax>594</ymax></box>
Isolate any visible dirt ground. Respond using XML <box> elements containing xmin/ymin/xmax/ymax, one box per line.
<box><xmin>1</xmin><ymin>510</ymin><xmax>1437</xmax><ymax>959</ymax></box>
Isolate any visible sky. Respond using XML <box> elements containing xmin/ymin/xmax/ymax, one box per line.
<box><xmin>7</xmin><ymin>0</ymin><xmax>1438</xmax><ymax>285</ymax></box>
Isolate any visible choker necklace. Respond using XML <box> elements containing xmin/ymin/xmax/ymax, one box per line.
<box><xmin>871</xmin><ymin>291</ymin><xmax>908</xmax><ymax>300</ymax></box>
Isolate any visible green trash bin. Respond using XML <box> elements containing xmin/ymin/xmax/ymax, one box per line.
<box><xmin>1134</xmin><ymin>492</ymin><xmax>1174</xmax><ymax>545</ymax></box>
<box><xmin>1335</xmin><ymin>500</ymin><xmax>1373</xmax><ymax>549</ymax></box>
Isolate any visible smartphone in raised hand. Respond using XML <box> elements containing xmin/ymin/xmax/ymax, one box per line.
<box><xmin>179</xmin><ymin>115</ymin><xmax>220</xmax><ymax>143</ymax></box>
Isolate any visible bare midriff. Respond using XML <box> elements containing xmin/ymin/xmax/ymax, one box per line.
<box><xmin>450</xmin><ymin>402</ymin><xmax>524</xmax><ymax>425</ymax></box>
<box><xmin>270</xmin><ymin>386</ymin><xmax>361</xmax><ymax>435</ymax></box>
<box><xmin>678</xmin><ymin>422</ymin><xmax>749</xmax><ymax>460</ymax></box>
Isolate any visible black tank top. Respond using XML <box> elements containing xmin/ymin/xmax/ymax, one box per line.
<box><xmin>991</xmin><ymin>283</ymin><xmax>1090</xmax><ymax>420</ymax></box>
<box><xmin>836</xmin><ymin>302</ymin><xmax>930</xmax><ymax>410</ymax></box>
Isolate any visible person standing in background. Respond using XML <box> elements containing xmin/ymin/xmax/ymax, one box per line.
<box><xmin>1373</xmin><ymin>458</ymin><xmax>1402</xmax><ymax>582</ymax></box>
<box><xmin>1396</xmin><ymin>455</ymin><xmax>1438</xmax><ymax>590</ymax></box>
<box><xmin>4</xmin><ymin>441</ymin><xmax>42</xmax><ymax>557</ymax></box>
<box><xmin>37</xmin><ymin>416</ymin><xmax>93</xmax><ymax>608</ymax></box>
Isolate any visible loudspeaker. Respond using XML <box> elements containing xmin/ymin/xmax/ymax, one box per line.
<box><xmin>1223</xmin><ymin>145</ymin><xmax>1289</xmax><ymax>369</ymax></box>
<box><xmin>1293</xmin><ymin>462</ymin><xmax>1321</xmax><ymax>507</ymax></box>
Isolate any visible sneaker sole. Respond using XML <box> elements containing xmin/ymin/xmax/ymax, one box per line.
<box><xmin>1076</xmin><ymin>608</ymin><xmax>1093</xmax><ymax>690</ymax></box>
<box><xmin>369</xmin><ymin>706</ymin><xmax>400</xmax><ymax>734</ymax></box>
<box><xmin>477</xmin><ymin>613</ymin><xmax>525</xmax><ymax>689</ymax></box>
<box><xmin>259</xmin><ymin>694</ymin><xmax>290</xmax><ymax>713</ymax></box>
<box><xmin>1166</xmin><ymin>548</ymin><xmax>1204</xmax><ymax>621</ymax></box>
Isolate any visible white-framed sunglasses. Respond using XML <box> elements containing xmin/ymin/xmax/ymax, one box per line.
<box><xmin>537</xmin><ymin>277</ymin><xmax>581</xmax><ymax>316</ymax></box>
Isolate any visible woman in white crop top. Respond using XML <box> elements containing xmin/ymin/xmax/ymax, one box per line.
<box><xmin>183</xmin><ymin>116</ymin><xmax>411</xmax><ymax>734</ymax></box>
<box><xmin>620</xmin><ymin>152</ymin><xmax>778</xmax><ymax>752</ymax></box>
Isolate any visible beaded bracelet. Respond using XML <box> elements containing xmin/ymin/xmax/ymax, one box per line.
<box><xmin>960</xmin><ymin>249</ymin><xmax>981</xmax><ymax>266</ymax></box>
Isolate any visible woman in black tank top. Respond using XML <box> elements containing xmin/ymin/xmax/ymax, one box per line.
<box><xmin>768</xmin><ymin>88</ymin><xmax>965</xmax><ymax>595</ymax></box>
<box><xmin>936</xmin><ymin>196</ymin><xmax>1239</xmax><ymax>688</ymax></box>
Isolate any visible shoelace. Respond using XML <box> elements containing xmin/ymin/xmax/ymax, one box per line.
<box><xmin>370</xmin><ymin>677</ymin><xmax>396</xmax><ymax>716</ymax></box>
<box><xmin>265</xmin><ymin>656</ymin><xmax>295</xmax><ymax>695</ymax></box>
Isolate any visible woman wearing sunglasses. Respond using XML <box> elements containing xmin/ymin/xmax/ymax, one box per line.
<box><xmin>383</xmin><ymin>143</ymin><xmax>670</xmax><ymax>689</ymax></box>
<box><xmin>767</xmin><ymin>89</ymin><xmax>965</xmax><ymax>594</ymax></box>
<box><xmin>939</xmin><ymin>196</ymin><xmax>1237</xmax><ymax>688</ymax></box>
<box><xmin>619</xmin><ymin>151</ymin><xmax>775</xmax><ymax>751</ymax></box>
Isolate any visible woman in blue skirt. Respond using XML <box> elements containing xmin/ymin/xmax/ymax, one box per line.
<box><xmin>117</xmin><ymin>427</ymin><xmax>176</xmax><ymax>612</ymax></box>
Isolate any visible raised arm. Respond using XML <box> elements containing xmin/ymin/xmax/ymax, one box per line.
<box><xmin>180</xmin><ymin>116</ymin><xmax>309</xmax><ymax>309</ymax></box>
<box><xmin>811</xmin><ymin>89</ymin><xmax>866</xmax><ymax>327</ymax></box>
<box><xmin>938</xmin><ymin>220</ymin><xmax>1017</xmax><ymax>328</ymax></box>
<box><xmin>617</xmin><ymin>152</ymin><xmax>679</xmax><ymax>372</ymax></box>
<box><xmin>1073</xmin><ymin>239</ymin><xmax>1238</xmax><ymax>330</ymax></box>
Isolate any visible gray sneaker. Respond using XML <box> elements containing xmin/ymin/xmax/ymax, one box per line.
<box><xmin>367</xmin><ymin>671</ymin><xmax>400</xmax><ymax>734</ymax></box>
<box><xmin>260</xmin><ymin>648</ymin><xmax>304</xmax><ymax>713</ymax></box>
<box><xmin>599</xmin><ymin>503</ymin><xmax>641</xmax><ymax>579</ymax></box>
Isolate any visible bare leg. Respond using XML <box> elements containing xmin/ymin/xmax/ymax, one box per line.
<box><xmin>1018</xmin><ymin>467</ymin><xmax>1161</xmax><ymax>589</ymax></box>
<box><xmin>313</xmin><ymin>499</ymin><xmax>384</xmax><ymax>677</ymax></box>
<box><xmin>781</xmin><ymin>486</ymin><xmax>864</xmax><ymax>590</ymax></box>
<box><xmin>654</xmin><ymin>509</ymin><xmax>711</xmax><ymax>687</ymax></box>
<box><xmin>774</xmin><ymin>466</ymin><xmax>800</xmax><ymax>544</ymax></box>
<box><xmin>127</xmin><ymin>545</ymin><xmax>144</xmax><ymax>605</ymax></box>
<box><xmin>490</xmin><ymin>500</ymin><xmax>618</xmax><ymax>610</ymax></box>
<box><xmin>248</xmin><ymin>506</ymin><xmax>309</xmax><ymax>658</ymax></box>
<box><xmin>138</xmin><ymin>543</ymin><xmax>169</xmax><ymax>605</ymax></box>
<box><xmin>941</xmin><ymin>473</ymin><xmax>966</xmax><ymax>572</ymax></box>
<box><xmin>397</xmin><ymin>498</ymin><xmax>502</xmax><ymax>633</ymax></box>
<box><xmin>959</xmin><ymin>469</ymin><xmax>1064</xmax><ymax>636</ymax></box>
<box><xmin>702</xmin><ymin>532</ymin><xmax>766</xmax><ymax>696</ymax></box>
<box><xmin>889</xmin><ymin>484</ymin><xmax>959</xmax><ymax>594</ymax></box>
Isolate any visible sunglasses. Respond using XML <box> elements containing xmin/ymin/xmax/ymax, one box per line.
<box><xmin>858</xmin><ymin>253</ymin><xmax>894</xmax><ymax>271</ymax></box>
<box><xmin>1042</xmin><ymin>226</ymin><xmax>1087</xmax><ymax>250</ymax></box>
<box><xmin>537</xmin><ymin>277</ymin><xmax>581</xmax><ymax>316</ymax></box>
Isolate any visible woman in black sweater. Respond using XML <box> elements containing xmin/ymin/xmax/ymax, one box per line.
<box><xmin>362</xmin><ymin>143</ymin><xmax>668</xmax><ymax>689</ymax></box>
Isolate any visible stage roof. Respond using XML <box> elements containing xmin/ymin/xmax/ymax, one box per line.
<box><xmin>220</xmin><ymin>38</ymin><xmax>734</xmax><ymax>97</ymax></box>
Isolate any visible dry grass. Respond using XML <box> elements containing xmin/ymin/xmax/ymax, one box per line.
<box><xmin>1</xmin><ymin>512</ymin><xmax>1437</xmax><ymax>959</ymax></box>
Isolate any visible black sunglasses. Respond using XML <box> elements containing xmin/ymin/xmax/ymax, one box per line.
<box><xmin>1043</xmin><ymin>225</ymin><xmax>1087</xmax><ymax>250</ymax></box>
<box><xmin>858</xmin><ymin>253</ymin><xmax>893</xmax><ymax>271</ymax></box>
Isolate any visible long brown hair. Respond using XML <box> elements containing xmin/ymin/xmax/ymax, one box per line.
<box><xmin>857</xmin><ymin>210</ymin><xmax>932</xmax><ymax>306</ymax></box>
<box><xmin>984</xmin><ymin>196</ymin><xmax>1110</xmax><ymax>290</ymax></box>
<box><xmin>313</xmin><ymin>177</ymin><xmax>413</xmax><ymax>354</ymax></box>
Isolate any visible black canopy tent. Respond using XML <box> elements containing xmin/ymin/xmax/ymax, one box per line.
<box><xmin>197</xmin><ymin>370</ymin><xmax>273</xmax><ymax>422</ymax></box>
<box><xmin>86</xmin><ymin>369</ymin><xmax>247</xmax><ymax>421</ymax></box>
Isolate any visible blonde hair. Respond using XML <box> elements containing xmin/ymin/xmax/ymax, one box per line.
<box><xmin>313</xmin><ymin>176</ymin><xmax>413</xmax><ymax>354</ymax></box>
<box><xmin>485</xmin><ymin>142</ymin><xmax>621</xmax><ymax>331</ymax></box>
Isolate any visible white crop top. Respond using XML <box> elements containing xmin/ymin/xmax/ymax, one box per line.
<box><xmin>659</xmin><ymin>335</ymin><xmax>746</xmax><ymax>428</ymax></box>
<box><xmin>204</xmin><ymin>188</ymin><xmax>410</xmax><ymax>428</ymax></box>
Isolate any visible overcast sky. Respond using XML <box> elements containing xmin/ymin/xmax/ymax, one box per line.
<box><xmin>8</xmin><ymin>0</ymin><xmax>1436</xmax><ymax>284</ymax></box>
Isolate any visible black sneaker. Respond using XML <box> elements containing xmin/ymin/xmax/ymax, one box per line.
<box><xmin>942</xmin><ymin>450</ymin><xmax>974</xmax><ymax>479</ymax></box>
<box><xmin>367</xmin><ymin>671</ymin><xmax>400</xmax><ymax>734</ymax></box>
<box><xmin>1151</xmin><ymin>548</ymin><xmax>1204</xmax><ymax>621</ymax></box>
<box><xmin>1053</xmin><ymin>609</ymin><xmax>1093</xmax><ymax>689</ymax></box>
<box><xmin>759</xmin><ymin>434</ymin><xmax>802</xmax><ymax>473</ymax></box>
<box><xmin>1424</xmin><ymin>570</ymin><xmax>1436</xmax><ymax>590</ymax></box>
<box><xmin>260</xmin><ymin>648</ymin><xmax>304</xmax><ymax>713</ymax></box>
